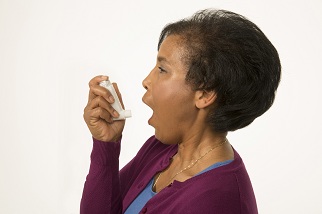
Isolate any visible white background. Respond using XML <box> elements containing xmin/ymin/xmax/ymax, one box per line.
<box><xmin>1</xmin><ymin>0</ymin><xmax>321</xmax><ymax>213</ymax></box>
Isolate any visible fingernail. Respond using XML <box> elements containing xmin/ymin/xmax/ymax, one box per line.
<box><xmin>113</xmin><ymin>110</ymin><xmax>119</xmax><ymax>117</ymax></box>
<box><xmin>101</xmin><ymin>75</ymin><xmax>108</xmax><ymax>80</ymax></box>
<box><xmin>109</xmin><ymin>96</ymin><xmax>114</xmax><ymax>103</ymax></box>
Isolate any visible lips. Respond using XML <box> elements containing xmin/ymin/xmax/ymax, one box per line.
<box><xmin>142</xmin><ymin>93</ymin><xmax>155</xmax><ymax>126</ymax></box>
<box><xmin>142</xmin><ymin>92</ymin><xmax>153</xmax><ymax>108</ymax></box>
<box><xmin>142</xmin><ymin>93</ymin><xmax>148</xmax><ymax>106</ymax></box>
<box><xmin>148</xmin><ymin>112</ymin><xmax>154</xmax><ymax>125</ymax></box>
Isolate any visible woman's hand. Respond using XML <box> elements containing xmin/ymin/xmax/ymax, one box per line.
<box><xmin>83</xmin><ymin>75</ymin><xmax>125</xmax><ymax>142</ymax></box>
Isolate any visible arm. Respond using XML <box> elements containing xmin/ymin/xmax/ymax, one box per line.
<box><xmin>80</xmin><ymin>139</ymin><xmax>122</xmax><ymax>214</ymax></box>
<box><xmin>81</xmin><ymin>76</ymin><xmax>126</xmax><ymax>213</ymax></box>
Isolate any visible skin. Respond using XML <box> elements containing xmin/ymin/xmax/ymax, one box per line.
<box><xmin>83</xmin><ymin>35</ymin><xmax>234</xmax><ymax>193</ymax></box>
<box><xmin>83</xmin><ymin>75</ymin><xmax>125</xmax><ymax>142</ymax></box>
<box><xmin>142</xmin><ymin>35</ymin><xmax>234</xmax><ymax>192</ymax></box>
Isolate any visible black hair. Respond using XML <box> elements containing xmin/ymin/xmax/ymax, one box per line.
<box><xmin>158</xmin><ymin>9</ymin><xmax>281</xmax><ymax>132</ymax></box>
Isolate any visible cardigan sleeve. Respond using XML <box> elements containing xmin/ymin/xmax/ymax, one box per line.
<box><xmin>80</xmin><ymin>136</ymin><xmax>164</xmax><ymax>214</ymax></box>
<box><xmin>80</xmin><ymin>138</ymin><xmax>122</xmax><ymax>214</ymax></box>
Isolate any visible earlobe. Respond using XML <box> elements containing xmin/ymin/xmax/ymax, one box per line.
<box><xmin>195</xmin><ymin>90</ymin><xmax>217</xmax><ymax>109</ymax></box>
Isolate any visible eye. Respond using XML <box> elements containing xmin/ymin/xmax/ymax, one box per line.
<box><xmin>158</xmin><ymin>66</ymin><xmax>167</xmax><ymax>73</ymax></box>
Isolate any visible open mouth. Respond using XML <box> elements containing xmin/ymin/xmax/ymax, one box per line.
<box><xmin>142</xmin><ymin>94</ymin><xmax>154</xmax><ymax>126</ymax></box>
<box><xmin>148</xmin><ymin>112</ymin><xmax>154</xmax><ymax>125</ymax></box>
<box><xmin>142</xmin><ymin>93</ymin><xmax>149</xmax><ymax>107</ymax></box>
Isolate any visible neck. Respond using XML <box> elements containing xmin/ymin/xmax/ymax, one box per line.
<box><xmin>174</xmin><ymin>128</ymin><xmax>228</xmax><ymax>163</ymax></box>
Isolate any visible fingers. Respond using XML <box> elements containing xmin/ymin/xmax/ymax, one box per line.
<box><xmin>89</xmin><ymin>107</ymin><xmax>114</xmax><ymax>123</ymax></box>
<box><xmin>88</xmin><ymin>75</ymin><xmax>110</xmax><ymax>103</ymax></box>
<box><xmin>89</xmin><ymin>75</ymin><xmax>109</xmax><ymax>87</ymax></box>
<box><xmin>86</xmin><ymin>95</ymin><xmax>119</xmax><ymax>119</ymax></box>
<box><xmin>85</xmin><ymin>76</ymin><xmax>125</xmax><ymax>123</ymax></box>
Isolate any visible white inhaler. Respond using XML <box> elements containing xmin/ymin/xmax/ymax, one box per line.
<box><xmin>99</xmin><ymin>80</ymin><xmax>131</xmax><ymax>120</ymax></box>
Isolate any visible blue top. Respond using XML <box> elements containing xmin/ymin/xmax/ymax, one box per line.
<box><xmin>125</xmin><ymin>159</ymin><xmax>233</xmax><ymax>214</ymax></box>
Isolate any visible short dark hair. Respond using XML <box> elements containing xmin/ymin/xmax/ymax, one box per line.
<box><xmin>158</xmin><ymin>9</ymin><xmax>281</xmax><ymax>132</ymax></box>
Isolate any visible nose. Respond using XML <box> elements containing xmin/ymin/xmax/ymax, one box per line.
<box><xmin>142</xmin><ymin>72</ymin><xmax>151</xmax><ymax>90</ymax></box>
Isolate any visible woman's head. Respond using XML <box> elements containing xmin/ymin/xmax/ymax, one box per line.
<box><xmin>158</xmin><ymin>9</ymin><xmax>281</xmax><ymax>132</ymax></box>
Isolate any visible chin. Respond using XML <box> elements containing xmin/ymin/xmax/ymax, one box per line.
<box><xmin>154</xmin><ymin>130</ymin><xmax>164</xmax><ymax>143</ymax></box>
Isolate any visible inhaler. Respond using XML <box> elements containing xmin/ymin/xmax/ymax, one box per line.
<box><xmin>99</xmin><ymin>80</ymin><xmax>131</xmax><ymax>120</ymax></box>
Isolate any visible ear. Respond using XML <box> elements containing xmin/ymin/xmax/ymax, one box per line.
<box><xmin>195</xmin><ymin>90</ymin><xmax>217</xmax><ymax>109</ymax></box>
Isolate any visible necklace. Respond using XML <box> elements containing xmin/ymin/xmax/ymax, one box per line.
<box><xmin>153</xmin><ymin>138</ymin><xmax>228</xmax><ymax>191</ymax></box>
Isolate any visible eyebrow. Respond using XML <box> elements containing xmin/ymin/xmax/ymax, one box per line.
<box><xmin>157</xmin><ymin>56</ymin><xmax>171</xmax><ymax>65</ymax></box>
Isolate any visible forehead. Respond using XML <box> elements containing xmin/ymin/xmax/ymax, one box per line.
<box><xmin>157</xmin><ymin>35</ymin><xmax>187</xmax><ymax>65</ymax></box>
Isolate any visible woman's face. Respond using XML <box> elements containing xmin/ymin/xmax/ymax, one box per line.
<box><xmin>142</xmin><ymin>35</ymin><xmax>198</xmax><ymax>144</ymax></box>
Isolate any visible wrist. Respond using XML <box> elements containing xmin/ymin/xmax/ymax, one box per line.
<box><xmin>93</xmin><ymin>134</ymin><xmax>122</xmax><ymax>143</ymax></box>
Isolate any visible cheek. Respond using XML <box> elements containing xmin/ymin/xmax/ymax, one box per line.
<box><xmin>152</xmin><ymin>83</ymin><xmax>196</xmax><ymax>144</ymax></box>
<box><xmin>153</xmin><ymin>82</ymin><xmax>195</xmax><ymax>118</ymax></box>
<box><xmin>153</xmin><ymin>82</ymin><xmax>179</xmax><ymax>108</ymax></box>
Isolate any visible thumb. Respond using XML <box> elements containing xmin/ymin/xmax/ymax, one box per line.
<box><xmin>112</xmin><ymin>83</ymin><xmax>125</xmax><ymax>109</ymax></box>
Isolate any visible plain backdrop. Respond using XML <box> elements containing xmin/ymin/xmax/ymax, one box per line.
<box><xmin>1</xmin><ymin>0</ymin><xmax>322</xmax><ymax>213</ymax></box>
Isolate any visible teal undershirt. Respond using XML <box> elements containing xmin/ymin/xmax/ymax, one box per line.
<box><xmin>125</xmin><ymin>159</ymin><xmax>233</xmax><ymax>214</ymax></box>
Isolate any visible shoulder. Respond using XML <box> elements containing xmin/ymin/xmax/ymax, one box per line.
<box><xmin>172</xmin><ymin>149</ymin><xmax>257</xmax><ymax>213</ymax></box>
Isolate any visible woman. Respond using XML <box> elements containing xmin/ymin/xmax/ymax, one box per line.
<box><xmin>81</xmin><ymin>9</ymin><xmax>280</xmax><ymax>213</ymax></box>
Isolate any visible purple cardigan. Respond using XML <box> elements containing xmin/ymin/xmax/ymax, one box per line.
<box><xmin>80</xmin><ymin>136</ymin><xmax>258</xmax><ymax>214</ymax></box>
